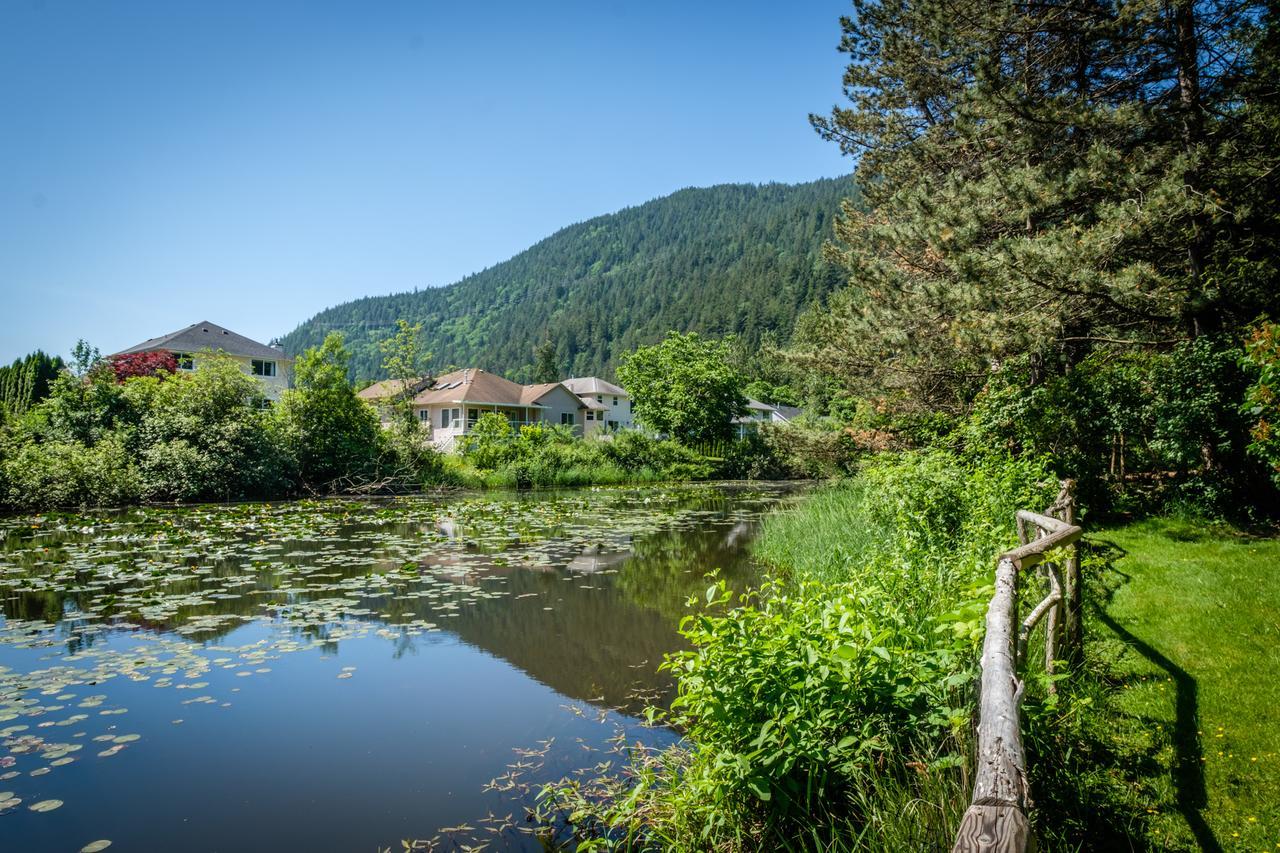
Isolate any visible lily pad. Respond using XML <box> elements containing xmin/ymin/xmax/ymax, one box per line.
<box><xmin>29</xmin><ymin>798</ymin><xmax>63</xmax><ymax>812</ymax></box>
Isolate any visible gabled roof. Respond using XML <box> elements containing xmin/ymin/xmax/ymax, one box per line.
<box><xmin>562</xmin><ymin>376</ymin><xmax>627</xmax><ymax>397</ymax></box>
<box><xmin>357</xmin><ymin>377</ymin><xmax>432</xmax><ymax>401</ymax></box>
<box><xmin>410</xmin><ymin>369</ymin><xmax>579</xmax><ymax>408</ymax></box>
<box><xmin>774</xmin><ymin>405</ymin><xmax>804</xmax><ymax>421</ymax></box>
<box><xmin>112</xmin><ymin>321</ymin><xmax>288</xmax><ymax>361</ymax></box>
<box><xmin>520</xmin><ymin>382</ymin><xmax>570</xmax><ymax>405</ymax></box>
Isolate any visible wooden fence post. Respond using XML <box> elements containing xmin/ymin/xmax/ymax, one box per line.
<box><xmin>1054</xmin><ymin>480</ymin><xmax>1081</xmax><ymax>666</ymax></box>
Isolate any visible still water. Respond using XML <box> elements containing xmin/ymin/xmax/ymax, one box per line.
<box><xmin>0</xmin><ymin>482</ymin><xmax>804</xmax><ymax>851</ymax></box>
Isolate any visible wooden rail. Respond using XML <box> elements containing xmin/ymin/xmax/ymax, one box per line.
<box><xmin>952</xmin><ymin>481</ymin><xmax>1082</xmax><ymax>853</ymax></box>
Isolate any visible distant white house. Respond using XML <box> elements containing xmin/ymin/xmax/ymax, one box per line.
<box><xmin>732</xmin><ymin>399</ymin><xmax>802</xmax><ymax>438</ymax></box>
<box><xmin>111</xmin><ymin>321</ymin><xmax>292</xmax><ymax>401</ymax></box>
<box><xmin>561</xmin><ymin>377</ymin><xmax>634</xmax><ymax>435</ymax></box>
<box><xmin>358</xmin><ymin>368</ymin><xmax>594</xmax><ymax>450</ymax></box>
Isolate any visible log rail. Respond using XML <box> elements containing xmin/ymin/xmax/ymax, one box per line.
<box><xmin>952</xmin><ymin>481</ymin><xmax>1082</xmax><ymax>853</ymax></box>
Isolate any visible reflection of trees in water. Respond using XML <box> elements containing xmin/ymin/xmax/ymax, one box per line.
<box><xmin>612</xmin><ymin>516</ymin><xmax>765</xmax><ymax>625</ymax></box>
<box><xmin>1</xmin><ymin>485</ymin><xmax>794</xmax><ymax>708</ymax></box>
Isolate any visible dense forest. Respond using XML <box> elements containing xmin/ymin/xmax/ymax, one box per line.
<box><xmin>280</xmin><ymin>178</ymin><xmax>854</xmax><ymax>381</ymax></box>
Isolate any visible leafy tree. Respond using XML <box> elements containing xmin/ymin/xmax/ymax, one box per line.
<box><xmin>107</xmin><ymin>351</ymin><xmax>178</xmax><ymax>382</ymax></box>
<box><xmin>617</xmin><ymin>332</ymin><xmax>746</xmax><ymax>444</ymax></box>
<box><xmin>378</xmin><ymin>319</ymin><xmax>430</xmax><ymax>433</ymax></box>
<box><xmin>126</xmin><ymin>354</ymin><xmax>295</xmax><ymax>501</ymax></box>
<box><xmin>801</xmin><ymin>0</ymin><xmax>1279</xmax><ymax>412</ymax></box>
<box><xmin>277</xmin><ymin>333</ymin><xmax>384</xmax><ymax>489</ymax></box>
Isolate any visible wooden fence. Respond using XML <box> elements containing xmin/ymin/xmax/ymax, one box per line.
<box><xmin>952</xmin><ymin>480</ymin><xmax>1083</xmax><ymax>853</ymax></box>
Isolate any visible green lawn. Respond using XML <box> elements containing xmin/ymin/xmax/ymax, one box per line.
<box><xmin>1089</xmin><ymin>518</ymin><xmax>1280</xmax><ymax>851</ymax></box>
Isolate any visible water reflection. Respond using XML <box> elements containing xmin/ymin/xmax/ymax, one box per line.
<box><xmin>0</xmin><ymin>483</ymin><xmax>805</xmax><ymax>851</ymax></box>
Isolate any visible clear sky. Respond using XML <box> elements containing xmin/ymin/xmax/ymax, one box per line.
<box><xmin>0</xmin><ymin>0</ymin><xmax>853</xmax><ymax>363</ymax></box>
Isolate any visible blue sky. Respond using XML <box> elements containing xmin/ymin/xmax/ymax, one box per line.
<box><xmin>0</xmin><ymin>0</ymin><xmax>852</xmax><ymax>362</ymax></box>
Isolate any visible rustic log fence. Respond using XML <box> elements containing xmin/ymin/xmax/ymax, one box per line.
<box><xmin>952</xmin><ymin>480</ymin><xmax>1082</xmax><ymax>853</ymax></box>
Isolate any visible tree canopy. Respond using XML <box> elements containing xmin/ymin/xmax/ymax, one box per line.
<box><xmin>617</xmin><ymin>332</ymin><xmax>747</xmax><ymax>444</ymax></box>
<box><xmin>800</xmin><ymin>0</ymin><xmax>1279</xmax><ymax>412</ymax></box>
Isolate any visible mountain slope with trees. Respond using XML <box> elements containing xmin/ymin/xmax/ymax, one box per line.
<box><xmin>280</xmin><ymin>178</ymin><xmax>854</xmax><ymax>381</ymax></box>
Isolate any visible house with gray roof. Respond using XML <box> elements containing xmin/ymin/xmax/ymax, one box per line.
<box><xmin>111</xmin><ymin>321</ymin><xmax>292</xmax><ymax>400</ymax></box>
<box><xmin>561</xmin><ymin>377</ymin><xmax>633</xmax><ymax>434</ymax></box>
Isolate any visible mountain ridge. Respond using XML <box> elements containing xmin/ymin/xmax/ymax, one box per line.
<box><xmin>281</xmin><ymin>176</ymin><xmax>856</xmax><ymax>381</ymax></box>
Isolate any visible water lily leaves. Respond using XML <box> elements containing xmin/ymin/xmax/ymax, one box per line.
<box><xmin>0</xmin><ymin>796</ymin><xmax>20</xmax><ymax>810</ymax></box>
<box><xmin>80</xmin><ymin>842</ymin><xmax>112</xmax><ymax>852</ymax></box>
<box><xmin>29</xmin><ymin>798</ymin><xmax>63</xmax><ymax>811</ymax></box>
<box><xmin>112</xmin><ymin>734</ymin><xmax>140</xmax><ymax>743</ymax></box>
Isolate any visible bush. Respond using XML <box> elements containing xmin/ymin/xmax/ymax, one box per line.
<box><xmin>0</xmin><ymin>435</ymin><xmax>140</xmax><ymax>509</ymax></box>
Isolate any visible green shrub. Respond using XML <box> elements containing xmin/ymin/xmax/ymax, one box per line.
<box><xmin>0</xmin><ymin>435</ymin><xmax>140</xmax><ymax>509</ymax></box>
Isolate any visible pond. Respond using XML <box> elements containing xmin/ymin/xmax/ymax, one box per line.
<box><xmin>0</xmin><ymin>482</ymin><xmax>805</xmax><ymax>851</ymax></box>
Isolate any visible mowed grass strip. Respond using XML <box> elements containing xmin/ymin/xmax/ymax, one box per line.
<box><xmin>1093</xmin><ymin>518</ymin><xmax>1280</xmax><ymax>851</ymax></box>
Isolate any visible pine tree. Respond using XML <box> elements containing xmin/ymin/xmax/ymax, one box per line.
<box><xmin>800</xmin><ymin>0</ymin><xmax>1279</xmax><ymax>411</ymax></box>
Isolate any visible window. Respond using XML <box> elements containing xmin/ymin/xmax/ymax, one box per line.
<box><xmin>418</xmin><ymin>409</ymin><xmax>430</xmax><ymax>422</ymax></box>
<box><xmin>586</xmin><ymin>411</ymin><xmax>595</xmax><ymax>421</ymax></box>
<box><xmin>441</xmin><ymin>409</ymin><xmax>450</xmax><ymax>429</ymax></box>
<box><xmin>251</xmin><ymin>359</ymin><xmax>276</xmax><ymax>377</ymax></box>
<box><xmin>613</xmin><ymin>397</ymin><xmax>618</xmax><ymax>406</ymax></box>
<box><xmin>597</xmin><ymin>395</ymin><xmax>603</xmax><ymax>403</ymax></box>
<box><xmin>560</xmin><ymin>412</ymin><xmax>575</xmax><ymax>426</ymax></box>
<box><xmin>174</xmin><ymin>352</ymin><xmax>194</xmax><ymax>370</ymax></box>
<box><xmin>608</xmin><ymin>420</ymin><xmax>618</xmax><ymax>430</ymax></box>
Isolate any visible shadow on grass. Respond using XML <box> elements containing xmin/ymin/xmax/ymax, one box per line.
<box><xmin>1086</xmin><ymin>538</ymin><xmax>1221</xmax><ymax>853</ymax></box>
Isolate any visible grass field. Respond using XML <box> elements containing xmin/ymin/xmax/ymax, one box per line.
<box><xmin>1086</xmin><ymin>518</ymin><xmax>1280</xmax><ymax>851</ymax></box>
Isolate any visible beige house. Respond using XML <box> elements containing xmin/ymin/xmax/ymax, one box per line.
<box><xmin>358</xmin><ymin>368</ymin><xmax>593</xmax><ymax>450</ymax></box>
<box><xmin>111</xmin><ymin>321</ymin><xmax>292</xmax><ymax>401</ymax></box>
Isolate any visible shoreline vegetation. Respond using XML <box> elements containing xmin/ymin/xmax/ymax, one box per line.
<box><xmin>0</xmin><ymin>335</ymin><xmax>856</xmax><ymax>514</ymax></box>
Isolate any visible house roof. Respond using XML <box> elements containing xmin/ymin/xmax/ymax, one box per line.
<box><xmin>356</xmin><ymin>378</ymin><xmax>431</xmax><ymax>401</ymax></box>
<box><xmin>562</xmin><ymin>376</ymin><xmax>627</xmax><ymax>397</ymax></box>
<box><xmin>774</xmin><ymin>405</ymin><xmax>804</xmax><ymax>421</ymax></box>
<box><xmin>578</xmin><ymin>396</ymin><xmax>608</xmax><ymax>410</ymax></box>
<box><xmin>409</xmin><ymin>369</ymin><xmax>581</xmax><ymax>408</ymax></box>
<box><xmin>112</xmin><ymin>321</ymin><xmax>288</xmax><ymax>361</ymax></box>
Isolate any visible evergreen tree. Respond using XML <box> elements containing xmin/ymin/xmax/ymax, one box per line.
<box><xmin>532</xmin><ymin>341</ymin><xmax>560</xmax><ymax>384</ymax></box>
<box><xmin>800</xmin><ymin>0</ymin><xmax>1279</xmax><ymax>412</ymax></box>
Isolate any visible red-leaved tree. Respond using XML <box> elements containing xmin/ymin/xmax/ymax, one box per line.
<box><xmin>108</xmin><ymin>350</ymin><xmax>178</xmax><ymax>382</ymax></box>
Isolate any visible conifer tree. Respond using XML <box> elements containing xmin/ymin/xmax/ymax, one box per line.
<box><xmin>801</xmin><ymin>0</ymin><xmax>1279</xmax><ymax>411</ymax></box>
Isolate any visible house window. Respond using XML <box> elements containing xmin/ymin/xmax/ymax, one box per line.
<box><xmin>441</xmin><ymin>409</ymin><xmax>450</xmax><ymax>429</ymax></box>
<box><xmin>608</xmin><ymin>420</ymin><xmax>618</xmax><ymax>430</ymax></box>
<box><xmin>174</xmin><ymin>352</ymin><xmax>195</xmax><ymax>370</ymax></box>
<box><xmin>597</xmin><ymin>395</ymin><xmax>603</xmax><ymax>403</ymax></box>
<box><xmin>586</xmin><ymin>411</ymin><xmax>595</xmax><ymax>421</ymax></box>
<box><xmin>251</xmin><ymin>359</ymin><xmax>277</xmax><ymax>377</ymax></box>
<box><xmin>560</xmin><ymin>412</ymin><xmax>575</xmax><ymax>426</ymax></box>
<box><xmin>613</xmin><ymin>397</ymin><xmax>618</xmax><ymax>406</ymax></box>
<box><xmin>418</xmin><ymin>409</ymin><xmax>430</xmax><ymax>422</ymax></box>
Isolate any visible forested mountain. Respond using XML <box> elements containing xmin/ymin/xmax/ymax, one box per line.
<box><xmin>280</xmin><ymin>177</ymin><xmax>854</xmax><ymax>381</ymax></box>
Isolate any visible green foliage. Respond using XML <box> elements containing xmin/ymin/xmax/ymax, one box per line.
<box><xmin>0</xmin><ymin>350</ymin><xmax>65</xmax><ymax>419</ymax></box>
<box><xmin>280</xmin><ymin>179</ymin><xmax>854</xmax><ymax>381</ymax></box>
<box><xmin>532</xmin><ymin>451</ymin><xmax>1052</xmax><ymax>849</ymax></box>
<box><xmin>378</xmin><ymin>319</ymin><xmax>430</xmax><ymax>433</ymax></box>
<box><xmin>0</xmin><ymin>435</ymin><xmax>139</xmax><ymax>509</ymax></box>
<box><xmin>802</xmin><ymin>0</ymin><xmax>1279</xmax><ymax>412</ymax></box>
<box><xmin>756</xmin><ymin>450</ymin><xmax>1055</xmax><ymax>598</ymax></box>
<box><xmin>126</xmin><ymin>355</ymin><xmax>295</xmax><ymax>502</ymax></box>
<box><xmin>1242</xmin><ymin>322</ymin><xmax>1280</xmax><ymax>486</ymax></box>
<box><xmin>456</xmin><ymin>417</ymin><xmax>715</xmax><ymax>489</ymax></box>
<box><xmin>649</xmin><ymin>578</ymin><xmax>973</xmax><ymax>844</ymax></box>
<box><xmin>276</xmin><ymin>333</ymin><xmax>386</xmax><ymax>489</ymax></box>
<box><xmin>618</xmin><ymin>332</ymin><xmax>746</xmax><ymax>444</ymax></box>
<box><xmin>963</xmin><ymin>337</ymin><xmax>1272</xmax><ymax>517</ymax></box>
